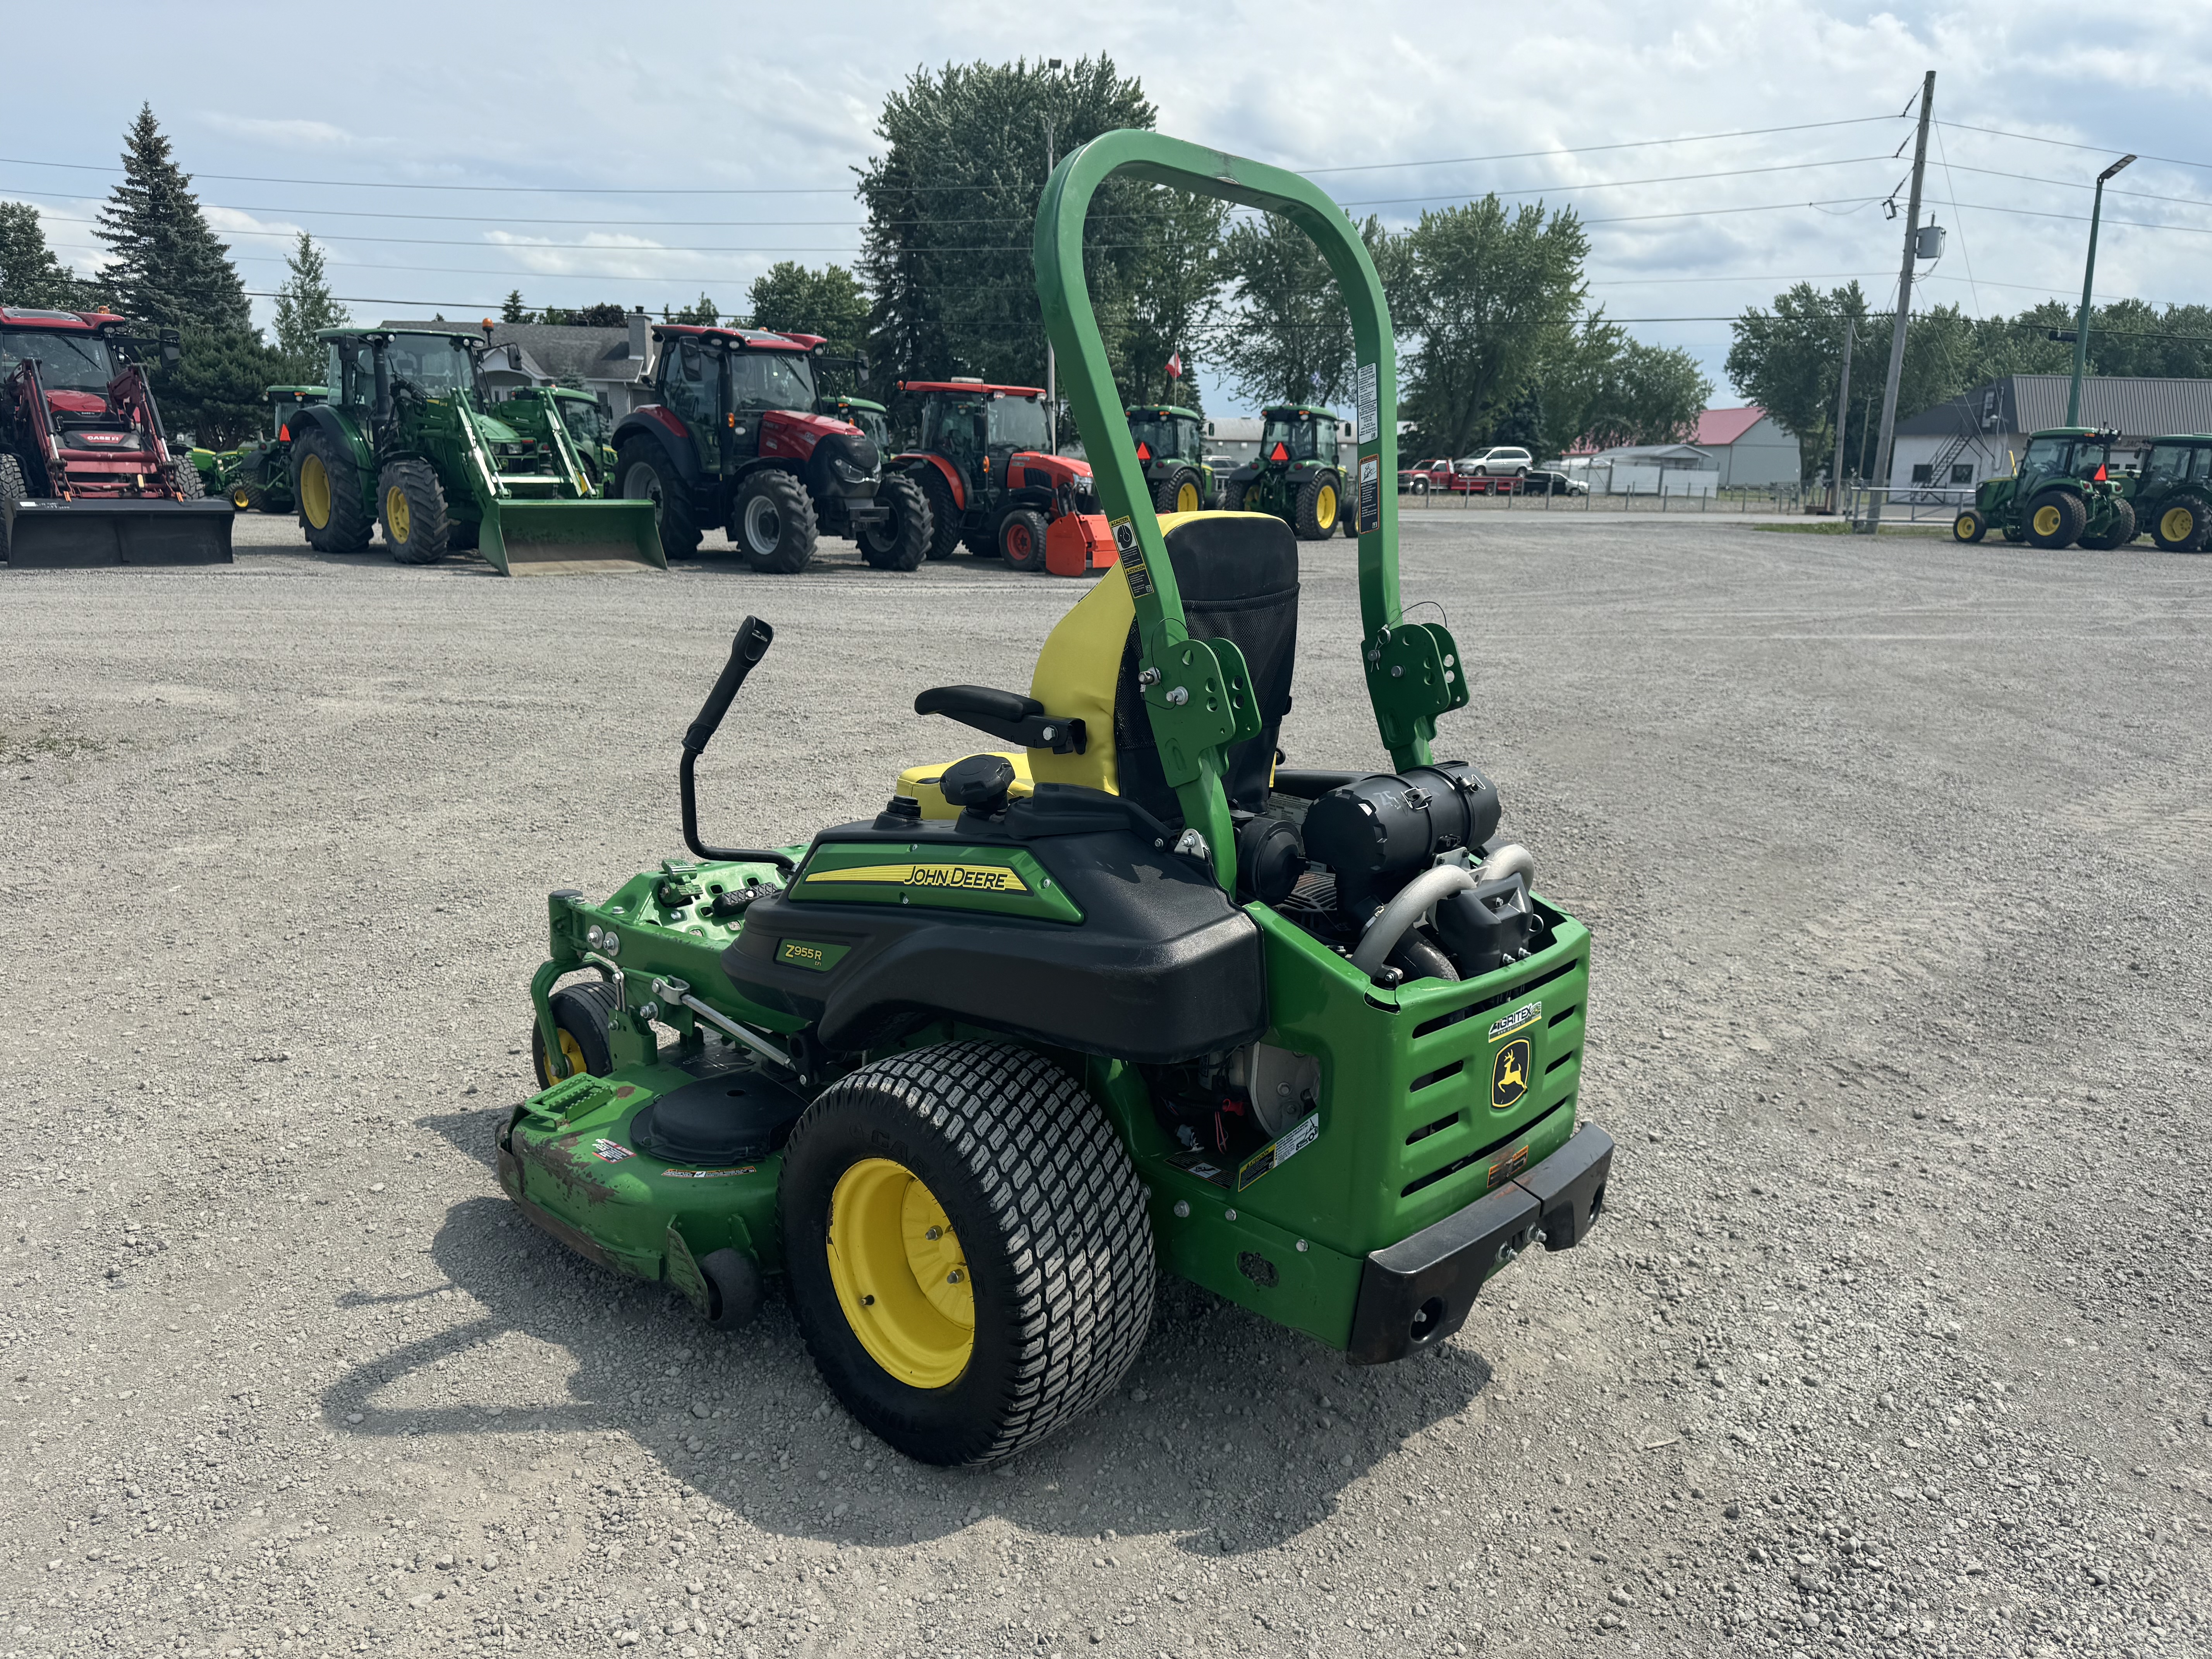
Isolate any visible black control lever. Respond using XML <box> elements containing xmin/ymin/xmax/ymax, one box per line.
<box><xmin>680</xmin><ymin>618</ymin><xmax>796</xmax><ymax>873</ymax></box>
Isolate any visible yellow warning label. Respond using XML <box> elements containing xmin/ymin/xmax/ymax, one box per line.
<box><xmin>804</xmin><ymin>862</ymin><xmax>1030</xmax><ymax>895</ymax></box>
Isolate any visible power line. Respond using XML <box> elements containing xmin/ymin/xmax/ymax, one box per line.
<box><xmin>1296</xmin><ymin>116</ymin><xmax>1903</xmax><ymax>175</ymax></box>
<box><xmin>0</xmin><ymin>155</ymin><xmax>864</xmax><ymax>196</ymax></box>
<box><xmin>1935</xmin><ymin>122</ymin><xmax>2212</xmax><ymax>177</ymax></box>
<box><xmin>1333</xmin><ymin>155</ymin><xmax>1894</xmax><ymax>210</ymax></box>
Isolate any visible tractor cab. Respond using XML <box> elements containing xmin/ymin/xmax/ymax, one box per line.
<box><xmin>2018</xmin><ymin>427</ymin><xmax>2119</xmax><ymax>489</ymax></box>
<box><xmin>263</xmin><ymin>384</ymin><xmax>327</xmax><ymax>438</ymax></box>
<box><xmin>895</xmin><ymin>379</ymin><xmax>1099</xmax><ymax>570</ymax></box>
<box><xmin>1225</xmin><ymin>404</ymin><xmax>1352</xmax><ymax>541</ymax></box>
<box><xmin>1125</xmin><ymin>404</ymin><xmax>1213</xmax><ymax>514</ymax></box>
<box><xmin>819</xmin><ymin>394</ymin><xmax>891</xmax><ymax>455</ymax></box>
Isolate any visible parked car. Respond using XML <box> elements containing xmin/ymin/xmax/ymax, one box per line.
<box><xmin>1398</xmin><ymin>457</ymin><xmax>1453</xmax><ymax>493</ymax></box>
<box><xmin>1456</xmin><ymin>446</ymin><xmax>1534</xmax><ymax>479</ymax></box>
<box><xmin>1525</xmin><ymin>468</ymin><xmax>1588</xmax><ymax>497</ymax></box>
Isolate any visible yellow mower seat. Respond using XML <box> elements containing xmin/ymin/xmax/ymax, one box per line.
<box><xmin>900</xmin><ymin>510</ymin><xmax>1299</xmax><ymax>819</ymax></box>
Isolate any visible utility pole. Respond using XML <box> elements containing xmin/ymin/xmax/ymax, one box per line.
<box><xmin>1043</xmin><ymin>58</ymin><xmax>1063</xmax><ymax>453</ymax></box>
<box><xmin>1829</xmin><ymin>315</ymin><xmax>1855</xmax><ymax>515</ymax></box>
<box><xmin>2068</xmin><ymin>153</ymin><xmax>2136</xmax><ymax>424</ymax></box>
<box><xmin>1860</xmin><ymin>70</ymin><xmax>1934</xmax><ymax>534</ymax></box>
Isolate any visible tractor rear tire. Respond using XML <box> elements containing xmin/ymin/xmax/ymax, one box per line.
<box><xmin>619</xmin><ymin>439</ymin><xmax>701</xmax><ymax>558</ymax></box>
<box><xmin>859</xmin><ymin>473</ymin><xmax>929</xmax><ymax>572</ymax></box>
<box><xmin>1153</xmin><ymin>469</ymin><xmax>1203</xmax><ymax>516</ymax></box>
<box><xmin>1293</xmin><ymin>471</ymin><xmax>1341</xmax><ymax>540</ymax></box>
<box><xmin>1221</xmin><ymin>480</ymin><xmax>1249</xmax><ymax>513</ymax></box>
<box><xmin>378</xmin><ymin>459</ymin><xmax>451</xmax><ymax>564</ymax></box>
<box><xmin>2078</xmin><ymin>498</ymin><xmax>2136</xmax><ymax>551</ymax></box>
<box><xmin>529</xmin><ymin>980</ymin><xmax>618</xmax><ymax>1088</ymax></box>
<box><xmin>0</xmin><ymin>453</ymin><xmax>26</xmax><ymax>562</ymax></box>
<box><xmin>234</xmin><ymin>476</ymin><xmax>265</xmax><ymax>513</ymax></box>
<box><xmin>998</xmin><ymin>507</ymin><xmax>1049</xmax><ymax>572</ymax></box>
<box><xmin>293</xmin><ymin>431</ymin><xmax>374</xmax><ymax>554</ymax></box>
<box><xmin>778</xmin><ymin>1040</ymin><xmax>1154</xmax><ymax>1467</ymax></box>
<box><xmin>2023</xmin><ymin>490</ymin><xmax>2086</xmax><ymax>550</ymax></box>
<box><xmin>169</xmin><ymin>459</ymin><xmax>206</xmax><ymax>500</ymax></box>
<box><xmin>2151</xmin><ymin>496</ymin><xmax>2211</xmax><ymax>551</ymax></box>
<box><xmin>1952</xmin><ymin>508</ymin><xmax>1988</xmax><ymax>544</ymax></box>
<box><xmin>917</xmin><ymin>469</ymin><xmax>962</xmax><ymax>561</ymax></box>
<box><xmin>733</xmin><ymin>469</ymin><xmax>818</xmax><ymax>574</ymax></box>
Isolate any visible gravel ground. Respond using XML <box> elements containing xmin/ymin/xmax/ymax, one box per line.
<box><xmin>2</xmin><ymin>514</ymin><xmax>2208</xmax><ymax>1659</ymax></box>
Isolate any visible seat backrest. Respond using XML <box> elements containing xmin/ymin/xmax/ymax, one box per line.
<box><xmin>1026</xmin><ymin>510</ymin><xmax>1299</xmax><ymax>823</ymax></box>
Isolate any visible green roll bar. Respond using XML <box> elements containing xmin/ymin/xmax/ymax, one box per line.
<box><xmin>1033</xmin><ymin>131</ymin><xmax>1468</xmax><ymax>896</ymax></box>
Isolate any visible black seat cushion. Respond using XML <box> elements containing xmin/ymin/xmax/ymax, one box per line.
<box><xmin>1113</xmin><ymin>514</ymin><xmax>1299</xmax><ymax>824</ymax></box>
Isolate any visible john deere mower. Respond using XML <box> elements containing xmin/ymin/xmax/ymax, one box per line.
<box><xmin>1126</xmin><ymin>404</ymin><xmax>1214</xmax><ymax>514</ymax></box>
<box><xmin>1</xmin><ymin>307</ymin><xmax>234</xmax><ymax>567</ymax></box>
<box><xmin>2120</xmin><ymin>433</ymin><xmax>2212</xmax><ymax>552</ymax></box>
<box><xmin>1224</xmin><ymin>405</ymin><xmax>1357</xmax><ymax>541</ymax></box>
<box><xmin>498</xmin><ymin>132</ymin><xmax>1613</xmax><ymax>1467</ymax></box>
<box><xmin>290</xmin><ymin>328</ymin><xmax>660</xmax><ymax>574</ymax></box>
<box><xmin>1953</xmin><ymin>426</ymin><xmax>2136</xmax><ymax>550</ymax></box>
<box><xmin>205</xmin><ymin>384</ymin><xmax>326</xmax><ymax>513</ymax></box>
<box><xmin>614</xmin><ymin>326</ymin><xmax>928</xmax><ymax>574</ymax></box>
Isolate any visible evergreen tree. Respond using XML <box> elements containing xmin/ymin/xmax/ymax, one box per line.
<box><xmin>93</xmin><ymin>106</ymin><xmax>250</xmax><ymax>331</ymax></box>
<box><xmin>0</xmin><ymin>203</ymin><xmax>83</xmax><ymax>309</ymax></box>
<box><xmin>501</xmin><ymin>289</ymin><xmax>531</xmax><ymax>323</ymax></box>
<box><xmin>272</xmin><ymin>234</ymin><xmax>348</xmax><ymax>378</ymax></box>
<box><xmin>165</xmin><ymin>325</ymin><xmax>289</xmax><ymax>448</ymax></box>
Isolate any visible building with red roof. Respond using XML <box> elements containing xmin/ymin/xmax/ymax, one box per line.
<box><xmin>1690</xmin><ymin>406</ymin><xmax>1800</xmax><ymax>487</ymax></box>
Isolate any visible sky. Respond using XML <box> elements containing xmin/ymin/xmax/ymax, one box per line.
<box><xmin>7</xmin><ymin>0</ymin><xmax>2209</xmax><ymax>417</ymax></box>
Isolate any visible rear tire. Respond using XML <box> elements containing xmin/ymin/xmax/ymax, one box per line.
<box><xmin>1952</xmin><ymin>508</ymin><xmax>1988</xmax><ymax>544</ymax></box>
<box><xmin>859</xmin><ymin>473</ymin><xmax>929</xmax><ymax>571</ymax></box>
<box><xmin>732</xmin><ymin>469</ymin><xmax>818</xmax><ymax>574</ymax></box>
<box><xmin>1292</xmin><ymin>471</ymin><xmax>1340</xmax><ymax>540</ymax></box>
<box><xmin>619</xmin><ymin>438</ymin><xmax>701</xmax><ymax>557</ymax></box>
<box><xmin>2151</xmin><ymin>496</ymin><xmax>2211</xmax><ymax>552</ymax></box>
<box><xmin>293</xmin><ymin>431</ymin><xmax>373</xmax><ymax>554</ymax></box>
<box><xmin>779</xmin><ymin>1041</ymin><xmax>1154</xmax><ymax>1467</ymax></box>
<box><xmin>916</xmin><ymin>468</ymin><xmax>962</xmax><ymax>561</ymax></box>
<box><xmin>998</xmin><ymin>506</ymin><xmax>1048</xmax><ymax>572</ymax></box>
<box><xmin>1153</xmin><ymin>469</ymin><xmax>1203</xmax><ymax>516</ymax></box>
<box><xmin>529</xmin><ymin>980</ymin><xmax>617</xmax><ymax>1088</ymax></box>
<box><xmin>2023</xmin><ymin>489</ymin><xmax>2086</xmax><ymax>550</ymax></box>
<box><xmin>0</xmin><ymin>453</ymin><xmax>27</xmax><ymax>562</ymax></box>
<box><xmin>1221</xmin><ymin>480</ymin><xmax>1249</xmax><ymax>512</ymax></box>
<box><xmin>378</xmin><ymin>458</ymin><xmax>451</xmax><ymax>564</ymax></box>
<box><xmin>169</xmin><ymin>459</ymin><xmax>206</xmax><ymax>500</ymax></box>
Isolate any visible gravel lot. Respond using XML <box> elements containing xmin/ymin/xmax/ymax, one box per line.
<box><xmin>3</xmin><ymin>512</ymin><xmax>2208</xmax><ymax>1659</ymax></box>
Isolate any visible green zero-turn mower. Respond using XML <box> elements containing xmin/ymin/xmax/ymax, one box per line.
<box><xmin>500</xmin><ymin>132</ymin><xmax>1613</xmax><ymax>1467</ymax></box>
<box><xmin>1951</xmin><ymin>426</ymin><xmax>2136</xmax><ymax>550</ymax></box>
<box><xmin>1126</xmin><ymin>404</ymin><xmax>1214</xmax><ymax>515</ymax></box>
<box><xmin>1223</xmin><ymin>405</ymin><xmax>1358</xmax><ymax>541</ymax></box>
<box><xmin>289</xmin><ymin>327</ymin><xmax>664</xmax><ymax>575</ymax></box>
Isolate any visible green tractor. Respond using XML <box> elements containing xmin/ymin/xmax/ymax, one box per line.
<box><xmin>1224</xmin><ymin>405</ymin><xmax>1357</xmax><ymax>540</ymax></box>
<box><xmin>289</xmin><ymin>326</ymin><xmax>664</xmax><ymax>575</ymax></box>
<box><xmin>1953</xmin><ymin>426</ymin><xmax>2136</xmax><ymax>550</ymax></box>
<box><xmin>819</xmin><ymin>393</ymin><xmax>892</xmax><ymax>456</ymax></box>
<box><xmin>509</xmin><ymin>386</ymin><xmax>618</xmax><ymax>493</ymax></box>
<box><xmin>496</xmin><ymin>131</ymin><xmax>1613</xmax><ymax>1467</ymax></box>
<box><xmin>1125</xmin><ymin>403</ymin><xmax>1213</xmax><ymax>514</ymax></box>
<box><xmin>205</xmin><ymin>384</ymin><xmax>326</xmax><ymax>513</ymax></box>
<box><xmin>2120</xmin><ymin>434</ymin><xmax>2212</xmax><ymax>552</ymax></box>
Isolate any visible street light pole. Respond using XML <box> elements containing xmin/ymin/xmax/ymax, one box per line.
<box><xmin>1043</xmin><ymin>58</ymin><xmax>1063</xmax><ymax>453</ymax></box>
<box><xmin>2068</xmin><ymin>153</ymin><xmax>2135</xmax><ymax>426</ymax></box>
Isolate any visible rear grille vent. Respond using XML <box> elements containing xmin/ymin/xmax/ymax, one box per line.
<box><xmin>1406</xmin><ymin>1111</ymin><xmax>1459</xmax><ymax>1146</ymax></box>
<box><xmin>1411</xmin><ymin>958</ymin><xmax>1581</xmax><ymax>1040</ymax></box>
<box><xmin>1409</xmin><ymin>1059</ymin><xmax>1463</xmax><ymax>1092</ymax></box>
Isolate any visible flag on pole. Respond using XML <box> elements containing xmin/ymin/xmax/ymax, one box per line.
<box><xmin>1165</xmin><ymin>352</ymin><xmax>1183</xmax><ymax>380</ymax></box>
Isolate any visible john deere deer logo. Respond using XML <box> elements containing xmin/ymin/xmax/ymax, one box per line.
<box><xmin>1492</xmin><ymin>1038</ymin><xmax>1531</xmax><ymax>1109</ymax></box>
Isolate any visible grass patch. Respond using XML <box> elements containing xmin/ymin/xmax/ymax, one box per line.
<box><xmin>1752</xmin><ymin>520</ymin><xmax>1950</xmax><ymax>538</ymax></box>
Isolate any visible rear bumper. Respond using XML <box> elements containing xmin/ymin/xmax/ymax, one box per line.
<box><xmin>1346</xmin><ymin>1122</ymin><xmax>1613</xmax><ymax>1365</ymax></box>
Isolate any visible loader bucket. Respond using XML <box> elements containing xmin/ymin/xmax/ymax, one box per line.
<box><xmin>3</xmin><ymin>499</ymin><xmax>235</xmax><ymax>568</ymax></box>
<box><xmin>476</xmin><ymin>497</ymin><xmax>666</xmax><ymax>577</ymax></box>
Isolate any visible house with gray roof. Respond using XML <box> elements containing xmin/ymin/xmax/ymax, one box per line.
<box><xmin>380</xmin><ymin>311</ymin><xmax>656</xmax><ymax>417</ymax></box>
<box><xmin>1887</xmin><ymin>374</ymin><xmax>2212</xmax><ymax>501</ymax></box>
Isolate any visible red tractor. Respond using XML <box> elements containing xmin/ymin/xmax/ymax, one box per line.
<box><xmin>0</xmin><ymin>307</ymin><xmax>233</xmax><ymax>566</ymax></box>
<box><xmin>612</xmin><ymin>325</ymin><xmax>929</xmax><ymax>573</ymax></box>
<box><xmin>894</xmin><ymin>378</ymin><xmax>1108</xmax><ymax>572</ymax></box>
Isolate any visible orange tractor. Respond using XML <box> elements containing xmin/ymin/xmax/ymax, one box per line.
<box><xmin>893</xmin><ymin>378</ymin><xmax>1114</xmax><ymax>574</ymax></box>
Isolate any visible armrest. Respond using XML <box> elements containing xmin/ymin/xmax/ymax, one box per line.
<box><xmin>914</xmin><ymin>684</ymin><xmax>1087</xmax><ymax>754</ymax></box>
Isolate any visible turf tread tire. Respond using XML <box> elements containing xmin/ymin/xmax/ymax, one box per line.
<box><xmin>530</xmin><ymin>979</ymin><xmax>618</xmax><ymax>1088</ymax></box>
<box><xmin>1292</xmin><ymin>472</ymin><xmax>1340</xmax><ymax>541</ymax></box>
<box><xmin>1152</xmin><ymin>469</ymin><xmax>1202</xmax><ymax>516</ymax></box>
<box><xmin>860</xmin><ymin>472</ymin><xmax>930</xmax><ymax>571</ymax></box>
<box><xmin>1952</xmin><ymin>508</ymin><xmax>1987</xmax><ymax>544</ymax></box>
<box><xmin>780</xmin><ymin>1040</ymin><xmax>1155</xmax><ymax>1467</ymax></box>
<box><xmin>2024</xmin><ymin>489</ymin><xmax>2086</xmax><ymax>550</ymax></box>
<box><xmin>294</xmin><ymin>430</ymin><xmax>374</xmax><ymax>554</ymax></box>
<box><xmin>378</xmin><ymin>457</ymin><xmax>451</xmax><ymax>564</ymax></box>
<box><xmin>2078</xmin><ymin>497</ymin><xmax>2136</xmax><ymax>551</ymax></box>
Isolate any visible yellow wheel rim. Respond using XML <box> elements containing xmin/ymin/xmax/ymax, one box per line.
<box><xmin>2031</xmin><ymin>504</ymin><xmax>2061</xmax><ymax>538</ymax></box>
<box><xmin>385</xmin><ymin>484</ymin><xmax>412</xmax><ymax>545</ymax></box>
<box><xmin>554</xmin><ymin>1028</ymin><xmax>588</xmax><ymax>1082</ymax></box>
<box><xmin>1954</xmin><ymin>514</ymin><xmax>1975</xmax><ymax>540</ymax></box>
<box><xmin>1314</xmin><ymin>481</ymin><xmax>1338</xmax><ymax>528</ymax></box>
<box><xmin>1175</xmin><ymin>479</ymin><xmax>1200</xmax><ymax>513</ymax></box>
<box><xmin>2162</xmin><ymin>507</ymin><xmax>2194</xmax><ymax>543</ymax></box>
<box><xmin>299</xmin><ymin>453</ymin><xmax>331</xmax><ymax>529</ymax></box>
<box><xmin>231</xmin><ymin>484</ymin><xmax>253</xmax><ymax>510</ymax></box>
<box><xmin>825</xmin><ymin>1158</ymin><xmax>974</xmax><ymax>1388</ymax></box>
